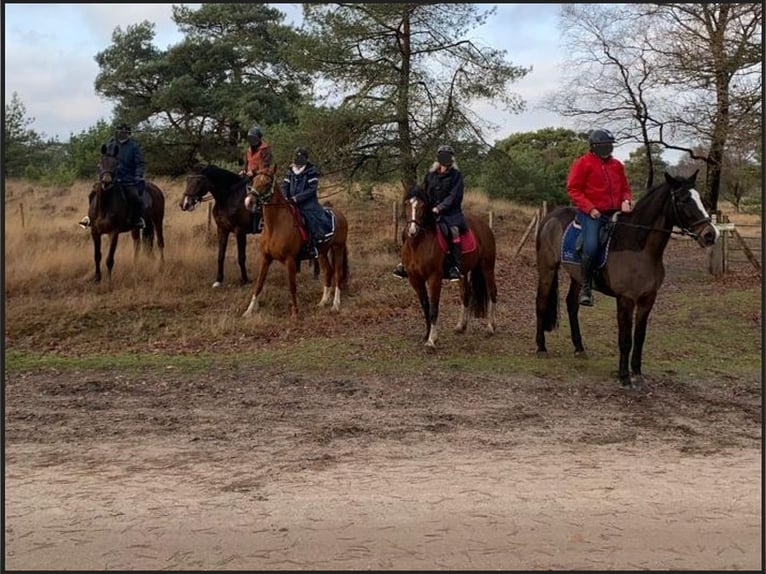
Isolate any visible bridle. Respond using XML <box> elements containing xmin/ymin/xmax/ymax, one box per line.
<box><xmin>183</xmin><ymin>174</ymin><xmax>213</xmax><ymax>206</ymax></box>
<box><xmin>613</xmin><ymin>183</ymin><xmax>711</xmax><ymax>241</ymax></box>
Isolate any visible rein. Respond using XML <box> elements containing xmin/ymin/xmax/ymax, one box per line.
<box><xmin>612</xmin><ymin>186</ymin><xmax>710</xmax><ymax>241</ymax></box>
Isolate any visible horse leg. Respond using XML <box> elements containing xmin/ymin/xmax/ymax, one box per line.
<box><xmin>631</xmin><ymin>293</ymin><xmax>657</xmax><ymax>381</ymax></box>
<box><xmin>92</xmin><ymin>232</ymin><xmax>102</xmax><ymax>283</ymax></box>
<box><xmin>330</xmin><ymin>244</ymin><xmax>344</xmax><ymax>311</ymax></box>
<box><xmin>236</xmin><ymin>232</ymin><xmax>250</xmax><ymax>285</ymax></box>
<box><xmin>535</xmin><ymin>262</ymin><xmax>559</xmax><ymax>357</ymax></box>
<box><xmin>214</xmin><ymin>228</ymin><xmax>229</xmax><ymax>288</ymax></box>
<box><xmin>485</xmin><ymin>263</ymin><xmax>498</xmax><ymax>335</ymax></box>
<box><xmin>565</xmin><ymin>280</ymin><xmax>586</xmax><ymax>356</ymax></box>
<box><xmin>455</xmin><ymin>275</ymin><xmax>469</xmax><ymax>334</ymax></box>
<box><xmin>616</xmin><ymin>296</ymin><xmax>636</xmax><ymax>387</ymax></box>
<box><xmin>286</xmin><ymin>257</ymin><xmax>300</xmax><ymax>320</ymax></box>
<box><xmin>154</xmin><ymin>217</ymin><xmax>165</xmax><ymax>266</ymax></box>
<box><xmin>424</xmin><ymin>275</ymin><xmax>442</xmax><ymax>348</ymax></box>
<box><xmin>106</xmin><ymin>232</ymin><xmax>120</xmax><ymax>285</ymax></box>
<box><xmin>243</xmin><ymin>254</ymin><xmax>273</xmax><ymax>317</ymax></box>
<box><xmin>409</xmin><ymin>277</ymin><xmax>431</xmax><ymax>344</ymax></box>
<box><xmin>317</xmin><ymin>250</ymin><xmax>333</xmax><ymax>307</ymax></box>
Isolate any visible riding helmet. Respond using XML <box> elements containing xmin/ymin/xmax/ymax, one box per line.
<box><xmin>293</xmin><ymin>147</ymin><xmax>310</xmax><ymax>166</ymax></box>
<box><xmin>436</xmin><ymin>144</ymin><xmax>455</xmax><ymax>167</ymax></box>
<box><xmin>588</xmin><ymin>128</ymin><xmax>615</xmax><ymax>159</ymax></box>
<box><xmin>247</xmin><ymin>125</ymin><xmax>263</xmax><ymax>146</ymax></box>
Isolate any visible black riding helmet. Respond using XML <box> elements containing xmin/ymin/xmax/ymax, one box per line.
<box><xmin>247</xmin><ymin>125</ymin><xmax>263</xmax><ymax>147</ymax></box>
<box><xmin>293</xmin><ymin>147</ymin><xmax>309</xmax><ymax>166</ymax></box>
<box><xmin>116</xmin><ymin>123</ymin><xmax>131</xmax><ymax>141</ymax></box>
<box><xmin>436</xmin><ymin>144</ymin><xmax>454</xmax><ymax>167</ymax></box>
<box><xmin>588</xmin><ymin>128</ymin><xmax>615</xmax><ymax>159</ymax></box>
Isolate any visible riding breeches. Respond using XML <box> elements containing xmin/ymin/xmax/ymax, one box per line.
<box><xmin>575</xmin><ymin>210</ymin><xmax>605</xmax><ymax>258</ymax></box>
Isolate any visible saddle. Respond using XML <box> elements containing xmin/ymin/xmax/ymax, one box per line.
<box><xmin>435</xmin><ymin>226</ymin><xmax>478</xmax><ymax>254</ymax></box>
<box><xmin>561</xmin><ymin>217</ymin><xmax>615</xmax><ymax>269</ymax></box>
<box><xmin>288</xmin><ymin>204</ymin><xmax>337</xmax><ymax>261</ymax></box>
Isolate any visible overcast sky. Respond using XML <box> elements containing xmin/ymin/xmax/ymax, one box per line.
<box><xmin>4</xmin><ymin>3</ymin><xmax>638</xmax><ymax>160</ymax></box>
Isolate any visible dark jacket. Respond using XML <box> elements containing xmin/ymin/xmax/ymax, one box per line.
<box><xmin>106</xmin><ymin>137</ymin><xmax>144</xmax><ymax>186</ymax></box>
<box><xmin>424</xmin><ymin>162</ymin><xmax>466</xmax><ymax>230</ymax></box>
<box><xmin>281</xmin><ymin>163</ymin><xmax>333</xmax><ymax>240</ymax></box>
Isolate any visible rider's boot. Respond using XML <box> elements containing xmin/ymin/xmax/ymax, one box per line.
<box><xmin>392</xmin><ymin>262</ymin><xmax>408</xmax><ymax>279</ymax></box>
<box><xmin>446</xmin><ymin>241</ymin><xmax>462</xmax><ymax>282</ymax></box>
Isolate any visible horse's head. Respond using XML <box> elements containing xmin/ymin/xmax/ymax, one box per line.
<box><xmin>400</xmin><ymin>180</ymin><xmax>434</xmax><ymax>237</ymax></box>
<box><xmin>665</xmin><ymin>170</ymin><xmax>719</xmax><ymax>247</ymax></box>
<box><xmin>181</xmin><ymin>164</ymin><xmax>212</xmax><ymax>211</ymax></box>
<box><xmin>97</xmin><ymin>144</ymin><xmax>119</xmax><ymax>190</ymax></box>
<box><xmin>244</xmin><ymin>174</ymin><xmax>275</xmax><ymax>213</ymax></box>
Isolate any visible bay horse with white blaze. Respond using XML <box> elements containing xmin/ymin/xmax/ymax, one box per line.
<box><xmin>399</xmin><ymin>180</ymin><xmax>497</xmax><ymax>348</ymax></box>
<box><xmin>242</xmin><ymin>176</ymin><xmax>349</xmax><ymax>319</ymax></box>
<box><xmin>88</xmin><ymin>144</ymin><xmax>165</xmax><ymax>284</ymax></box>
<box><xmin>535</xmin><ymin>170</ymin><xmax>719</xmax><ymax>388</ymax></box>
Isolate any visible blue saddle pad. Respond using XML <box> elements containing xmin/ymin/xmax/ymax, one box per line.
<box><xmin>315</xmin><ymin>208</ymin><xmax>336</xmax><ymax>244</ymax></box>
<box><xmin>561</xmin><ymin>220</ymin><xmax>609</xmax><ymax>269</ymax></box>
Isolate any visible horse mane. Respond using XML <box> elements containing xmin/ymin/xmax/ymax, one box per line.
<box><xmin>202</xmin><ymin>164</ymin><xmax>245</xmax><ymax>189</ymax></box>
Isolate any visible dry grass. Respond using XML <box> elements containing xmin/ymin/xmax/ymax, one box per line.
<box><xmin>5</xmin><ymin>176</ymin><xmax>539</xmax><ymax>356</ymax></box>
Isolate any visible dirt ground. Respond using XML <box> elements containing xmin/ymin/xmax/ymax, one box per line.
<box><xmin>5</xmin><ymin>362</ymin><xmax>762</xmax><ymax>571</ymax></box>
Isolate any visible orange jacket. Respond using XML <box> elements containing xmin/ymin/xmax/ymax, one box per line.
<box><xmin>242</xmin><ymin>141</ymin><xmax>276</xmax><ymax>178</ymax></box>
<box><xmin>566</xmin><ymin>151</ymin><xmax>632</xmax><ymax>214</ymax></box>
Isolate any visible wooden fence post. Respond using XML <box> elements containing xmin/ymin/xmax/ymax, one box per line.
<box><xmin>392</xmin><ymin>200</ymin><xmax>399</xmax><ymax>243</ymax></box>
<box><xmin>207</xmin><ymin>203</ymin><xmax>213</xmax><ymax>237</ymax></box>
<box><xmin>488</xmin><ymin>210</ymin><xmax>494</xmax><ymax>230</ymax></box>
<box><xmin>19</xmin><ymin>203</ymin><xmax>25</xmax><ymax>228</ymax></box>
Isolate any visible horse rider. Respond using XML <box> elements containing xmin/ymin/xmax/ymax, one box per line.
<box><xmin>79</xmin><ymin>123</ymin><xmax>146</xmax><ymax>229</ymax></box>
<box><xmin>281</xmin><ymin>147</ymin><xmax>332</xmax><ymax>259</ymax></box>
<box><xmin>393</xmin><ymin>144</ymin><xmax>466</xmax><ymax>282</ymax></box>
<box><xmin>239</xmin><ymin>124</ymin><xmax>276</xmax><ymax>190</ymax></box>
<box><xmin>566</xmin><ymin>127</ymin><xmax>633</xmax><ymax>306</ymax></box>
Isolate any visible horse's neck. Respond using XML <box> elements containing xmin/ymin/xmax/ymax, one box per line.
<box><xmin>262</xmin><ymin>188</ymin><xmax>292</xmax><ymax>224</ymax></box>
<box><xmin>618</xmin><ymin>192</ymin><xmax>673</xmax><ymax>254</ymax></box>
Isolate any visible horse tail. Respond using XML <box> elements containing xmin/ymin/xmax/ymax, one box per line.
<box><xmin>538</xmin><ymin>267</ymin><xmax>559</xmax><ymax>332</ymax></box>
<box><xmin>469</xmin><ymin>266</ymin><xmax>489</xmax><ymax>318</ymax></box>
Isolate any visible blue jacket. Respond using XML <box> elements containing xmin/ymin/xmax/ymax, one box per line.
<box><xmin>424</xmin><ymin>163</ymin><xmax>466</xmax><ymax>230</ymax></box>
<box><xmin>281</xmin><ymin>163</ymin><xmax>333</xmax><ymax>240</ymax></box>
<box><xmin>106</xmin><ymin>137</ymin><xmax>144</xmax><ymax>185</ymax></box>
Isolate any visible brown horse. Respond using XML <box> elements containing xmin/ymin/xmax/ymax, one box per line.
<box><xmin>535</xmin><ymin>170</ymin><xmax>719</xmax><ymax>388</ymax></box>
<box><xmin>88</xmin><ymin>144</ymin><xmax>165</xmax><ymax>283</ymax></box>
<box><xmin>181</xmin><ymin>163</ymin><xmax>262</xmax><ymax>287</ymax></box>
<box><xmin>399</xmin><ymin>180</ymin><xmax>497</xmax><ymax>348</ymax></box>
<box><xmin>242</xmin><ymin>176</ymin><xmax>349</xmax><ymax>319</ymax></box>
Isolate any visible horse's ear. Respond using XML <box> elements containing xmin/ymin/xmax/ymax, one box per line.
<box><xmin>664</xmin><ymin>171</ymin><xmax>675</xmax><ymax>185</ymax></box>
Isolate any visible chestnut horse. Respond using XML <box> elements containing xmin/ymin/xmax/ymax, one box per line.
<box><xmin>535</xmin><ymin>170</ymin><xmax>719</xmax><ymax>388</ymax></box>
<box><xmin>399</xmin><ymin>180</ymin><xmax>497</xmax><ymax>348</ymax></box>
<box><xmin>242</xmin><ymin>176</ymin><xmax>349</xmax><ymax>319</ymax></box>
<box><xmin>88</xmin><ymin>144</ymin><xmax>165</xmax><ymax>283</ymax></box>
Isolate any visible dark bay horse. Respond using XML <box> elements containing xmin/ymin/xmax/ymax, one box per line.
<box><xmin>399</xmin><ymin>181</ymin><xmax>497</xmax><ymax>348</ymax></box>
<box><xmin>535</xmin><ymin>170</ymin><xmax>719</xmax><ymax>388</ymax></box>
<box><xmin>89</xmin><ymin>144</ymin><xmax>165</xmax><ymax>283</ymax></box>
<box><xmin>181</xmin><ymin>164</ymin><xmax>263</xmax><ymax>287</ymax></box>
<box><xmin>242</xmin><ymin>177</ymin><xmax>349</xmax><ymax>319</ymax></box>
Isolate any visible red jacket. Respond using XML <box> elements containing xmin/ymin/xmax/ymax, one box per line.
<box><xmin>243</xmin><ymin>141</ymin><xmax>276</xmax><ymax>178</ymax></box>
<box><xmin>566</xmin><ymin>151</ymin><xmax>632</xmax><ymax>214</ymax></box>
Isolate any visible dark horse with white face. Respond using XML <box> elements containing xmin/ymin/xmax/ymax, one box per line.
<box><xmin>535</xmin><ymin>170</ymin><xmax>719</xmax><ymax>388</ymax></box>
<box><xmin>180</xmin><ymin>164</ymin><xmax>261</xmax><ymax>288</ymax></box>
<box><xmin>88</xmin><ymin>144</ymin><xmax>165</xmax><ymax>284</ymax></box>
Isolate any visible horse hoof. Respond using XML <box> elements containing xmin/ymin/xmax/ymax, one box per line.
<box><xmin>574</xmin><ymin>350</ymin><xmax>588</xmax><ymax>359</ymax></box>
<box><xmin>212</xmin><ymin>281</ymin><xmax>222</xmax><ymax>288</ymax></box>
<box><xmin>536</xmin><ymin>350</ymin><xmax>548</xmax><ymax>358</ymax></box>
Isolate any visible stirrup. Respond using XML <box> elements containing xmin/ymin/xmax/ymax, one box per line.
<box><xmin>79</xmin><ymin>216</ymin><xmax>91</xmax><ymax>229</ymax></box>
<box><xmin>134</xmin><ymin>217</ymin><xmax>146</xmax><ymax>229</ymax></box>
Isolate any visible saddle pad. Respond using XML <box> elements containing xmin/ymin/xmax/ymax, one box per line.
<box><xmin>436</xmin><ymin>227</ymin><xmax>478</xmax><ymax>254</ymax></box>
<box><xmin>561</xmin><ymin>220</ymin><xmax>609</xmax><ymax>269</ymax></box>
<box><xmin>316</xmin><ymin>208</ymin><xmax>336</xmax><ymax>243</ymax></box>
